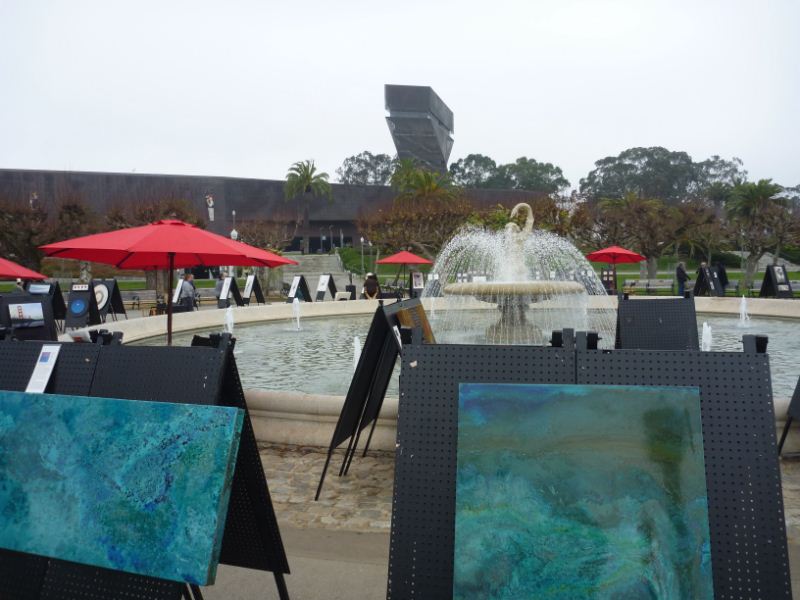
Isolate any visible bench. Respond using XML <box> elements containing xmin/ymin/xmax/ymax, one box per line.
<box><xmin>622</xmin><ymin>279</ymin><xmax>675</xmax><ymax>295</ymax></box>
<box><xmin>120</xmin><ymin>290</ymin><xmax>161</xmax><ymax>310</ymax></box>
<box><xmin>622</xmin><ymin>280</ymin><xmax>648</xmax><ymax>295</ymax></box>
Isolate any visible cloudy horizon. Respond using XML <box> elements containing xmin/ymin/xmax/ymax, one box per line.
<box><xmin>1</xmin><ymin>0</ymin><xmax>798</xmax><ymax>190</ymax></box>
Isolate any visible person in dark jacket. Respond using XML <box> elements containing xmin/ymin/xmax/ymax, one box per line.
<box><xmin>715</xmin><ymin>261</ymin><xmax>729</xmax><ymax>294</ymax></box>
<box><xmin>362</xmin><ymin>273</ymin><xmax>380</xmax><ymax>299</ymax></box>
<box><xmin>676</xmin><ymin>262</ymin><xmax>690</xmax><ymax>296</ymax></box>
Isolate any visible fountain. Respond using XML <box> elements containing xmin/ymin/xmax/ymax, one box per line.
<box><xmin>738</xmin><ymin>296</ymin><xmax>751</xmax><ymax>328</ymax></box>
<box><xmin>424</xmin><ymin>203</ymin><xmax>616</xmax><ymax>346</ymax></box>
<box><xmin>292</xmin><ymin>297</ymin><xmax>301</xmax><ymax>331</ymax></box>
<box><xmin>224</xmin><ymin>306</ymin><xmax>235</xmax><ymax>335</ymax></box>
<box><xmin>353</xmin><ymin>335</ymin><xmax>361</xmax><ymax>372</ymax></box>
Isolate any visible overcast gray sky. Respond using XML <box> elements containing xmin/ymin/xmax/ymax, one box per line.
<box><xmin>1</xmin><ymin>0</ymin><xmax>798</xmax><ymax>189</ymax></box>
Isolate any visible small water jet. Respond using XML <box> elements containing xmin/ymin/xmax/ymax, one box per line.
<box><xmin>701</xmin><ymin>322</ymin><xmax>712</xmax><ymax>351</ymax></box>
<box><xmin>292</xmin><ymin>297</ymin><xmax>302</xmax><ymax>331</ymax></box>
<box><xmin>424</xmin><ymin>203</ymin><xmax>616</xmax><ymax>345</ymax></box>
<box><xmin>737</xmin><ymin>296</ymin><xmax>751</xmax><ymax>328</ymax></box>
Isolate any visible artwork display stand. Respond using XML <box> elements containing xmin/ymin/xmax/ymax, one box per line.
<box><xmin>615</xmin><ymin>293</ymin><xmax>699</xmax><ymax>350</ymax></box>
<box><xmin>315</xmin><ymin>274</ymin><xmax>337</xmax><ymax>301</ymax></box>
<box><xmin>0</xmin><ymin>294</ymin><xmax>58</xmax><ymax>342</ymax></box>
<box><xmin>760</xmin><ymin>265</ymin><xmax>794</xmax><ymax>298</ymax></box>
<box><xmin>286</xmin><ymin>275</ymin><xmax>311</xmax><ymax>303</ymax></box>
<box><xmin>0</xmin><ymin>337</ymin><xmax>290</xmax><ymax>600</ymax></box>
<box><xmin>24</xmin><ymin>281</ymin><xmax>66</xmax><ymax>330</ymax></box>
<box><xmin>778</xmin><ymin>376</ymin><xmax>800</xmax><ymax>455</ymax></box>
<box><xmin>242</xmin><ymin>274</ymin><xmax>266</xmax><ymax>306</ymax></box>
<box><xmin>217</xmin><ymin>277</ymin><xmax>244</xmax><ymax>309</ymax></box>
<box><xmin>694</xmin><ymin>265</ymin><xmax>725</xmax><ymax>297</ymax></box>
<box><xmin>92</xmin><ymin>278</ymin><xmax>126</xmax><ymax>322</ymax></box>
<box><xmin>65</xmin><ymin>283</ymin><xmax>102</xmax><ymax>329</ymax></box>
<box><xmin>388</xmin><ymin>331</ymin><xmax>792</xmax><ymax>599</ymax></box>
<box><xmin>315</xmin><ymin>298</ymin><xmax>433</xmax><ymax>500</ymax></box>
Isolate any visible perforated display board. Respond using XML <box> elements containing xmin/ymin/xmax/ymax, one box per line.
<box><xmin>616</xmin><ymin>295</ymin><xmax>699</xmax><ymax>350</ymax></box>
<box><xmin>388</xmin><ymin>337</ymin><xmax>791</xmax><ymax>600</ymax></box>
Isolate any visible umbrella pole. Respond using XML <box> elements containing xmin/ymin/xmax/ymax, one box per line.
<box><xmin>167</xmin><ymin>253</ymin><xmax>175</xmax><ymax>346</ymax></box>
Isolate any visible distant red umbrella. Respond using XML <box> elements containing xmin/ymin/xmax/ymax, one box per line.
<box><xmin>585</xmin><ymin>246</ymin><xmax>645</xmax><ymax>294</ymax></box>
<box><xmin>41</xmin><ymin>219</ymin><xmax>297</xmax><ymax>344</ymax></box>
<box><xmin>0</xmin><ymin>256</ymin><xmax>47</xmax><ymax>281</ymax></box>
<box><xmin>376</xmin><ymin>250</ymin><xmax>433</xmax><ymax>296</ymax></box>
<box><xmin>375</xmin><ymin>250</ymin><xmax>433</xmax><ymax>266</ymax></box>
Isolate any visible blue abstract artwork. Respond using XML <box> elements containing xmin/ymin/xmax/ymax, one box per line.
<box><xmin>0</xmin><ymin>391</ymin><xmax>244</xmax><ymax>585</ymax></box>
<box><xmin>455</xmin><ymin>383</ymin><xmax>713</xmax><ymax>599</ymax></box>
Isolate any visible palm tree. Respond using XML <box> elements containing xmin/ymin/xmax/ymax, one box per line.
<box><xmin>395</xmin><ymin>168</ymin><xmax>458</xmax><ymax>206</ymax></box>
<box><xmin>284</xmin><ymin>160</ymin><xmax>332</xmax><ymax>254</ymax></box>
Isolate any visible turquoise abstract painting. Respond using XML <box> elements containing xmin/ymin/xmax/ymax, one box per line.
<box><xmin>455</xmin><ymin>383</ymin><xmax>713</xmax><ymax>599</ymax></box>
<box><xmin>0</xmin><ymin>391</ymin><xmax>244</xmax><ymax>585</ymax></box>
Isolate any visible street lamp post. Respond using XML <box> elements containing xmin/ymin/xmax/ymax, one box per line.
<box><xmin>360</xmin><ymin>236</ymin><xmax>365</xmax><ymax>275</ymax></box>
<box><xmin>230</xmin><ymin>210</ymin><xmax>238</xmax><ymax>277</ymax></box>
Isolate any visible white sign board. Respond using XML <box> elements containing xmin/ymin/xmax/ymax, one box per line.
<box><xmin>392</xmin><ymin>325</ymin><xmax>403</xmax><ymax>348</ymax></box>
<box><xmin>25</xmin><ymin>344</ymin><xmax>61</xmax><ymax>393</ymax></box>
<box><xmin>412</xmin><ymin>272</ymin><xmax>424</xmax><ymax>290</ymax></box>
<box><xmin>72</xmin><ymin>284</ymin><xmax>90</xmax><ymax>292</ymax></box>
<box><xmin>172</xmin><ymin>277</ymin><xmax>183</xmax><ymax>303</ymax></box>
<box><xmin>289</xmin><ymin>276</ymin><xmax>301</xmax><ymax>298</ymax></box>
<box><xmin>243</xmin><ymin>274</ymin><xmax>255</xmax><ymax>298</ymax></box>
<box><xmin>219</xmin><ymin>277</ymin><xmax>233</xmax><ymax>300</ymax></box>
<box><xmin>27</xmin><ymin>283</ymin><xmax>50</xmax><ymax>294</ymax></box>
<box><xmin>317</xmin><ymin>274</ymin><xmax>330</xmax><ymax>293</ymax></box>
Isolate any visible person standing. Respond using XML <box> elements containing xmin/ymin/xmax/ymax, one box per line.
<box><xmin>179</xmin><ymin>273</ymin><xmax>195</xmax><ymax>310</ymax></box>
<box><xmin>214</xmin><ymin>273</ymin><xmax>225</xmax><ymax>300</ymax></box>
<box><xmin>14</xmin><ymin>278</ymin><xmax>25</xmax><ymax>293</ymax></box>
<box><xmin>715</xmin><ymin>261</ymin><xmax>729</xmax><ymax>294</ymax></box>
<box><xmin>676</xmin><ymin>262</ymin><xmax>690</xmax><ymax>296</ymax></box>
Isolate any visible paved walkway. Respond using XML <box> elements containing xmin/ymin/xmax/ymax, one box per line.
<box><xmin>199</xmin><ymin>444</ymin><xmax>800</xmax><ymax>599</ymax></box>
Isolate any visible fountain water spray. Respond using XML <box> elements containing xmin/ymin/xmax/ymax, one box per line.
<box><xmin>423</xmin><ymin>203</ymin><xmax>616</xmax><ymax>346</ymax></box>
<box><xmin>224</xmin><ymin>306</ymin><xmax>235</xmax><ymax>334</ymax></box>
<box><xmin>737</xmin><ymin>296</ymin><xmax>751</xmax><ymax>328</ymax></box>
<box><xmin>292</xmin><ymin>297</ymin><xmax>301</xmax><ymax>331</ymax></box>
<box><xmin>701</xmin><ymin>322</ymin><xmax>712</xmax><ymax>351</ymax></box>
<box><xmin>353</xmin><ymin>336</ymin><xmax>361</xmax><ymax>372</ymax></box>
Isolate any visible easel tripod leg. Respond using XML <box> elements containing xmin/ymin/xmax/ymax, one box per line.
<box><xmin>274</xmin><ymin>572</ymin><xmax>290</xmax><ymax>600</ymax></box>
<box><xmin>778</xmin><ymin>416</ymin><xmax>793</xmax><ymax>454</ymax></box>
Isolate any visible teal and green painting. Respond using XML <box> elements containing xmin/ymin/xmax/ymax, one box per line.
<box><xmin>0</xmin><ymin>391</ymin><xmax>243</xmax><ymax>585</ymax></box>
<box><xmin>455</xmin><ymin>383</ymin><xmax>713</xmax><ymax>599</ymax></box>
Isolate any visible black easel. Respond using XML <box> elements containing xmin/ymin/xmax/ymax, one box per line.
<box><xmin>315</xmin><ymin>298</ymin><xmax>433</xmax><ymax>500</ymax></box>
<box><xmin>92</xmin><ymin>278</ymin><xmax>127</xmax><ymax>322</ymax></box>
<box><xmin>217</xmin><ymin>277</ymin><xmax>245</xmax><ymax>308</ymax></box>
<box><xmin>760</xmin><ymin>265</ymin><xmax>794</xmax><ymax>298</ymax></box>
<box><xmin>615</xmin><ymin>293</ymin><xmax>699</xmax><ymax>350</ymax></box>
<box><xmin>286</xmin><ymin>275</ymin><xmax>311</xmax><ymax>303</ymax></box>
<box><xmin>778</xmin><ymin>376</ymin><xmax>800</xmax><ymax>455</ymax></box>
<box><xmin>65</xmin><ymin>283</ymin><xmax>102</xmax><ymax>329</ymax></box>
<box><xmin>693</xmin><ymin>265</ymin><xmax>725</xmax><ymax>297</ymax></box>
<box><xmin>0</xmin><ymin>293</ymin><xmax>58</xmax><ymax>341</ymax></box>
<box><xmin>314</xmin><ymin>274</ymin><xmax>337</xmax><ymax>301</ymax></box>
<box><xmin>25</xmin><ymin>281</ymin><xmax>67</xmax><ymax>330</ymax></box>
<box><xmin>0</xmin><ymin>338</ymin><xmax>291</xmax><ymax>600</ymax></box>
<box><xmin>242</xmin><ymin>274</ymin><xmax>266</xmax><ymax>305</ymax></box>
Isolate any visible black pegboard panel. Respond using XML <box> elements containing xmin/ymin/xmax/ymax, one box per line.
<box><xmin>89</xmin><ymin>345</ymin><xmax>225</xmax><ymax>405</ymax></box>
<box><xmin>577</xmin><ymin>348</ymin><xmax>790</xmax><ymax>600</ymax></box>
<box><xmin>616</xmin><ymin>296</ymin><xmax>699</xmax><ymax>350</ymax></box>
<box><xmin>38</xmin><ymin>560</ymin><xmax>181</xmax><ymax>600</ymax></box>
<box><xmin>0</xmin><ymin>549</ymin><xmax>47</xmax><ymax>600</ymax></box>
<box><xmin>215</xmin><ymin>349</ymin><xmax>290</xmax><ymax>575</ymax></box>
<box><xmin>388</xmin><ymin>343</ymin><xmax>574</xmax><ymax>600</ymax></box>
<box><xmin>0</xmin><ymin>341</ymin><xmax>43</xmax><ymax>390</ymax></box>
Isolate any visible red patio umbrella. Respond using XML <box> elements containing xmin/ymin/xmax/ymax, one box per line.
<box><xmin>41</xmin><ymin>219</ymin><xmax>297</xmax><ymax>344</ymax></box>
<box><xmin>0</xmin><ymin>256</ymin><xmax>47</xmax><ymax>281</ymax></box>
<box><xmin>376</xmin><ymin>250</ymin><xmax>433</xmax><ymax>296</ymax></box>
<box><xmin>585</xmin><ymin>245</ymin><xmax>645</xmax><ymax>293</ymax></box>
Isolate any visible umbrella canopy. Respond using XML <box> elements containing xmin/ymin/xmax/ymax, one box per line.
<box><xmin>40</xmin><ymin>219</ymin><xmax>297</xmax><ymax>269</ymax></box>
<box><xmin>0</xmin><ymin>256</ymin><xmax>47</xmax><ymax>281</ymax></box>
<box><xmin>40</xmin><ymin>219</ymin><xmax>298</xmax><ymax>344</ymax></box>
<box><xmin>375</xmin><ymin>250</ymin><xmax>433</xmax><ymax>265</ymax></box>
<box><xmin>585</xmin><ymin>245</ymin><xmax>645</xmax><ymax>264</ymax></box>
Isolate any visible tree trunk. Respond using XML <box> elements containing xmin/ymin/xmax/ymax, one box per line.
<box><xmin>303</xmin><ymin>202</ymin><xmax>311</xmax><ymax>255</ymax></box>
<box><xmin>646</xmin><ymin>256</ymin><xmax>658</xmax><ymax>279</ymax></box>
<box><xmin>78</xmin><ymin>261</ymin><xmax>92</xmax><ymax>283</ymax></box>
<box><xmin>705</xmin><ymin>245</ymin><xmax>712</xmax><ymax>266</ymax></box>
<box><xmin>743</xmin><ymin>255</ymin><xmax>760</xmax><ymax>288</ymax></box>
<box><xmin>774</xmin><ymin>242</ymin><xmax>782</xmax><ymax>265</ymax></box>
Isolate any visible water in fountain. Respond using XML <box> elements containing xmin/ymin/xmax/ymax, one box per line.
<box><xmin>701</xmin><ymin>322</ymin><xmax>712</xmax><ymax>351</ymax></box>
<box><xmin>737</xmin><ymin>296</ymin><xmax>751</xmax><ymax>328</ymax></box>
<box><xmin>292</xmin><ymin>297</ymin><xmax>302</xmax><ymax>331</ymax></box>
<box><xmin>224</xmin><ymin>306</ymin><xmax>235</xmax><ymax>334</ymax></box>
<box><xmin>422</xmin><ymin>203</ymin><xmax>617</xmax><ymax>346</ymax></box>
<box><xmin>353</xmin><ymin>335</ymin><xmax>361</xmax><ymax>372</ymax></box>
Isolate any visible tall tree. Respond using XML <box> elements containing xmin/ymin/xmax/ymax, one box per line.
<box><xmin>580</xmin><ymin>146</ymin><xmax>696</xmax><ymax>202</ymax></box>
<box><xmin>284</xmin><ymin>160</ymin><xmax>332</xmax><ymax>254</ymax></box>
<box><xmin>504</xmin><ymin>157</ymin><xmax>570</xmax><ymax>194</ymax></box>
<box><xmin>726</xmin><ymin>179</ymin><xmax>785</xmax><ymax>285</ymax></box>
<box><xmin>336</xmin><ymin>151</ymin><xmax>395</xmax><ymax>185</ymax></box>
<box><xmin>0</xmin><ymin>200</ymin><xmax>49</xmax><ymax>270</ymax></box>
<box><xmin>449</xmin><ymin>154</ymin><xmax>504</xmax><ymax>188</ymax></box>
